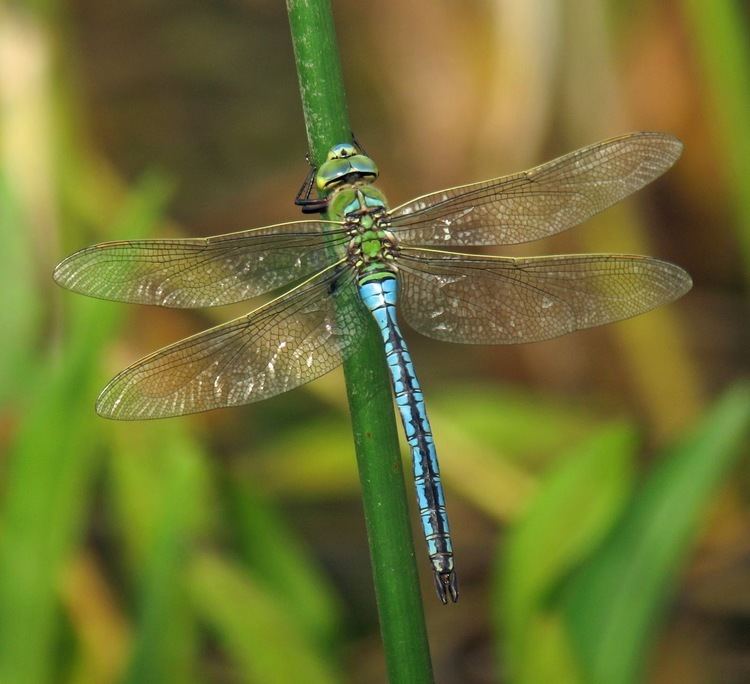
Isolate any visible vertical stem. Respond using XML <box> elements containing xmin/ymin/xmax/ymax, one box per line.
<box><xmin>286</xmin><ymin>2</ymin><xmax>434</xmax><ymax>682</ymax></box>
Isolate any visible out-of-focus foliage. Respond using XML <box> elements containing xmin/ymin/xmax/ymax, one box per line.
<box><xmin>564</xmin><ymin>384</ymin><xmax>750</xmax><ymax>684</ymax></box>
<box><xmin>0</xmin><ymin>1</ymin><xmax>748</xmax><ymax>683</ymax></box>
<box><xmin>499</xmin><ymin>423</ymin><xmax>637</xmax><ymax>684</ymax></box>
<box><xmin>498</xmin><ymin>386</ymin><xmax>750</xmax><ymax>684</ymax></box>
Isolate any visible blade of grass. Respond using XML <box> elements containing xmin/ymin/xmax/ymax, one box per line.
<box><xmin>0</xmin><ymin>4</ymin><xmax>54</xmax><ymax>406</ymax></box>
<box><xmin>121</xmin><ymin>423</ymin><xmax>207</xmax><ymax>684</ymax></box>
<box><xmin>245</xmin><ymin>418</ymin><xmax>359</xmax><ymax>499</ymax></box>
<box><xmin>226</xmin><ymin>477</ymin><xmax>343</xmax><ymax>651</ymax></box>
<box><xmin>0</xmin><ymin>174</ymin><xmax>39</xmax><ymax>401</ymax></box>
<box><xmin>428</xmin><ymin>414</ymin><xmax>538</xmax><ymax>522</ymax></box>
<box><xmin>286</xmin><ymin>1</ymin><xmax>434</xmax><ymax>681</ymax></box>
<box><xmin>106</xmin><ymin>419</ymin><xmax>213</xmax><ymax>574</ymax></box>
<box><xmin>189</xmin><ymin>552</ymin><xmax>342</xmax><ymax>684</ymax></box>
<box><xmin>248</xmin><ymin>386</ymin><xmax>603</xmax><ymax>523</ymax></box>
<box><xmin>430</xmin><ymin>386</ymin><xmax>600</xmax><ymax>469</ymax></box>
<box><xmin>498</xmin><ymin>423</ymin><xmax>636</xmax><ymax>684</ymax></box>
<box><xmin>0</xmin><ymin>177</ymin><xmax>169</xmax><ymax>684</ymax></box>
<box><xmin>564</xmin><ymin>383</ymin><xmax>750</xmax><ymax>684</ymax></box>
<box><xmin>60</xmin><ymin>551</ymin><xmax>130</xmax><ymax>684</ymax></box>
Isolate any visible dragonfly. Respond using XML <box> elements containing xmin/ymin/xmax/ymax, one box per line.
<box><xmin>54</xmin><ymin>131</ymin><xmax>692</xmax><ymax>604</ymax></box>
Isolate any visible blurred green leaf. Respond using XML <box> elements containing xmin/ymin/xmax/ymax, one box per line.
<box><xmin>108</xmin><ymin>428</ymin><xmax>177</xmax><ymax>569</ymax></box>
<box><xmin>189</xmin><ymin>552</ymin><xmax>342</xmax><ymax>684</ymax></box>
<box><xmin>431</xmin><ymin>411</ymin><xmax>538</xmax><ymax>522</ymax></box>
<box><xmin>564</xmin><ymin>383</ymin><xmax>750</xmax><ymax>684</ymax></box>
<box><xmin>60</xmin><ymin>551</ymin><xmax>130</xmax><ymax>684</ymax></box>
<box><xmin>682</xmin><ymin>0</ymin><xmax>750</xmax><ymax>278</ymax></box>
<box><xmin>249</xmin><ymin>386</ymin><xmax>601</xmax><ymax>524</ymax></box>
<box><xmin>122</xmin><ymin>424</ymin><xmax>208</xmax><ymax>684</ymax></box>
<box><xmin>247</xmin><ymin>418</ymin><xmax>358</xmax><ymax>498</ymax></box>
<box><xmin>0</xmin><ymin>173</ymin><xmax>40</xmax><ymax>402</ymax></box>
<box><xmin>516</xmin><ymin>614</ymin><xmax>581</xmax><ymax>684</ymax></box>
<box><xmin>0</xmin><ymin>176</ymin><xmax>169</xmax><ymax>684</ymax></box>
<box><xmin>226</xmin><ymin>477</ymin><xmax>343</xmax><ymax>651</ymax></box>
<box><xmin>431</xmin><ymin>385</ymin><xmax>600</xmax><ymax>469</ymax></box>
<box><xmin>498</xmin><ymin>423</ymin><xmax>636</xmax><ymax>684</ymax></box>
<box><xmin>108</xmin><ymin>422</ymin><xmax>214</xmax><ymax>571</ymax></box>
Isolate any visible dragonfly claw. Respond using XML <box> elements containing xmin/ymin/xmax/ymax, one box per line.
<box><xmin>434</xmin><ymin>570</ymin><xmax>459</xmax><ymax>604</ymax></box>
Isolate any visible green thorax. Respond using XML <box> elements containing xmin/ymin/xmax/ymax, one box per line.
<box><xmin>327</xmin><ymin>185</ymin><xmax>388</xmax><ymax>222</ymax></box>
<box><xmin>334</xmin><ymin>186</ymin><xmax>394</xmax><ymax>271</ymax></box>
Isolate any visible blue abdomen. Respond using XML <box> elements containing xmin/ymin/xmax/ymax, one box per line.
<box><xmin>358</xmin><ymin>271</ymin><xmax>457</xmax><ymax>603</ymax></box>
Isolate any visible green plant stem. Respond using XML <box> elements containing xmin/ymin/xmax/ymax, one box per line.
<box><xmin>286</xmin><ymin>2</ymin><xmax>434</xmax><ymax>682</ymax></box>
<box><xmin>287</xmin><ymin>0</ymin><xmax>432</xmax><ymax>684</ymax></box>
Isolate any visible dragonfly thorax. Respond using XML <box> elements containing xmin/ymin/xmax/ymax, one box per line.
<box><xmin>346</xmin><ymin>226</ymin><xmax>398</xmax><ymax>268</ymax></box>
<box><xmin>335</xmin><ymin>186</ymin><xmax>398</xmax><ymax>272</ymax></box>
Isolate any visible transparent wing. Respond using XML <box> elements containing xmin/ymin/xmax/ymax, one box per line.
<box><xmin>397</xmin><ymin>247</ymin><xmax>692</xmax><ymax>344</ymax></box>
<box><xmin>96</xmin><ymin>263</ymin><xmax>367</xmax><ymax>420</ymax></box>
<box><xmin>388</xmin><ymin>132</ymin><xmax>682</xmax><ymax>246</ymax></box>
<box><xmin>54</xmin><ymin>220</ymin><xmax>349</xmax><ymax>307</ymax></box>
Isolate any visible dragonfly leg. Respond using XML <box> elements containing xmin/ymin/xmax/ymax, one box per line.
<box><xmin>351</xmin><ymin>131</ymin><xmax>368</xmax><ymax>156</ymax></box>
<box><xmin>294</xmin><ymin>162</ymin><xmax>329</xmax><ymax>214</ymax></box>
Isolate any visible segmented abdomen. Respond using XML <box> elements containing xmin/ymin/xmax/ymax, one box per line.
<box><xmin>358</xmin><ymin>271</ymin><xmax>455</xmax><ymax>598</ymax></box>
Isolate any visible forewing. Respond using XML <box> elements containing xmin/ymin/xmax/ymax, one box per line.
<box><xmin>397</xmin><ymin>248</ymin><xmax>692</xmax><ymax>344</ymax></box>
<box><xmin>54</xmin><ymin>220</ymin><xmax>348</xmax><ymax>307</ymax></box>
<box><xmin>389</xmin><ymin>132</ymin><xmax>682</xmax><ymax>246</ymax></box>
<box><xmin>96</xmin><ymin>264</ymin><xmax>367</xmax><ymax>419</ymax></box>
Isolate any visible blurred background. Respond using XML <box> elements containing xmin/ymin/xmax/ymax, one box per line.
<box><xmin>1</xmin><ymin>0</ymin><xmax>749</xmax><ymax>682</ymax></box>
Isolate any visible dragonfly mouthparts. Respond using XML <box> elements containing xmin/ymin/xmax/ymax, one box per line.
<box><xmin>434</xmin><ymin>570</ymin><xmax>459</xmax><ymax>604</ymax></box>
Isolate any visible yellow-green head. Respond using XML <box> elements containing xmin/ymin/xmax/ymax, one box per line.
<box><xmin>315</xmin><ymin>143</ymin><xmax>379</xmax><ymax>192</ymax></box>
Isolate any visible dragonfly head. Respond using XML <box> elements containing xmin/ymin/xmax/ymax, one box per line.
<box><xmin>316</xmin><ymin>143</ymin><xmax>379</xmax><ymax>192</ymax></box>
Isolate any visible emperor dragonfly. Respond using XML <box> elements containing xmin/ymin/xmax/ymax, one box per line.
<box><xmin>54</xmin><ymin>132</ymin><xmax>692</xmax><ymax>603</ymax></box>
